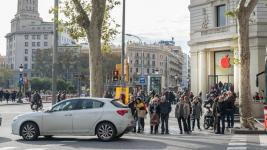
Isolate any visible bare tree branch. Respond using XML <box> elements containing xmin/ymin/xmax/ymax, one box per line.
<box><xmin>247</xmin><ymin>0</ymin><xmax>258</xmax><ymax>15</ymax></box>
<box><xmin>72</xmin><ymin>0</ymin><xmax>91</xmax><ymax>29</ymax></box>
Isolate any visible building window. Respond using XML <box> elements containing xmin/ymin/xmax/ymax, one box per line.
<box><xmin>24</xmin><ymin>56</ymin><xmax>28</xmax><ymax>62</ymax></box>
<box><xmin>216</xmin><ymin>5</ymin><xmax>226</xmax><ymax>27</ymax></box>
<box><xmin>152</xmin><ymin>61</ymin><xmax>155</xmax><ymax>66</ymax></box>
<box><xmin>32</xmin><ymin>42</ymin><xmax>35</xmax><ymax>47</ymax></box>
<box><xmin>152</xmin><ymin>69</ymin><xmax>155</xmax><ymax>73</ymax></box>
<box><xmin>147</xmin><ymin>68</ymin><xmax>150</xmax><ymax>74</ymax></box>
<box><xmin>24</xmin><ymin>64</ymin><xmax>28</xmax><ymax>69</ymax></box>
<box><xmin>37</xmin><ymin>42</ymin><xmax>40</xmax><ymax>47</ymax></box>
<box><xmin>37</xmin><ymin>35</ymin><xmax>41</xmax><ymax>40</ymax></box>
<box><xmin>152</xmin><ymin>54</ymin><xmax>155</xmax><ymax>59</ymax></box>
<box><xmin>24</xmin><ymin>35</ymin><xmax>29</xmax><ymax>40</ymax></box>
<box><xmin>44</xmin><ymin>34</ymin><xmax>48</xmax><ymax>39</ymax></box>
<box><xmin>25</xmin><ymin>42</ymin><xmax>28</xmax><ymax>47</ymax></box>
<box><xmin>130</xmin><ymin>68</ymin><xmax>132</xmax><ymax>73</ymax></box>
<box><xmin>25</xmin><ymin>49</ymin><xmax>28</xmax><ymax>54</ymax></box>
<box><xmin>32</xmin><ymin>64</ymin><xmax>35</xmax><ymax>69</ymax></box>
<box><xmin>136</xmin><ymin>68</ymin><xmax>138</xmax><ymax>73</ymax></box>
<box><xmin>32</xmin><ymin>35</ymin><xmax>36</xmax><ymax>40</ymax></box>
<box><xmin>44</xmin><ymin>42</ymin><xmax>48</xmax><ymax>46</ymax></box>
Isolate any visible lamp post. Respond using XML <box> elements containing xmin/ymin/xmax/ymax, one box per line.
<box><xmin>18</xmin><ymin>64</ymin><xmax>24</xmax><ymax>103</ymax></box>
<box><xmin>125</xmin><ymin>34</ymin><xmax>144</xmax><ymax>89</ymax></box>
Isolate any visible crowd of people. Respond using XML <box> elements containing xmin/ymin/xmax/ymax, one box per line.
<box><xmin>0</xmin><ymin>89</ymin><xmax>24</xmax><ymax>103</ymax></box>
<box><xmin>116</xmin><ymin>82</ymin><xmax>238</xmax><ymax>135</ymax></box>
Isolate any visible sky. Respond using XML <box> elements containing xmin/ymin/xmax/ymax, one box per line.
<box><xmin>0</xmin><ymin>0</ymin><xmax>190</xmax><ymax>55</ymax></box>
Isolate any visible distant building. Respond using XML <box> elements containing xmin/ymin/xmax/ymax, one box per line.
<box><xmin>0</xmin><ymin>54</ymin><xmax>7</xmax><ymax>69</ymax></box>
<box><xmin>181</xmin><ymin>53</ymin><xmax>190</xmax><ymax>90</ymax></box>
<box><xmin>5</xmin><ymin>0</ymin><xmax>75</xmax><ymax>71</ymax></box>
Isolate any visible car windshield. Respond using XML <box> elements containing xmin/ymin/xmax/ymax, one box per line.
<box><xmin>111</xmin><ymin>99</ymin><xmax>128</xmax><ymax>108</ymax></box>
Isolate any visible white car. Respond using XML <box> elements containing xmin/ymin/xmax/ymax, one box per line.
<box><xmin>12</xmin><ymin>97</ymin><xmax>134</xmax><ymax>141</ymax></box>
<box><xmin>0</xmin><ymin>113</ymin><xmax>2</xmax><ymax>126</ymax></box>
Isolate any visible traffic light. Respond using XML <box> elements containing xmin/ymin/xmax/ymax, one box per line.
<box><xmin>113</xmin><ymin>70</ymin><xmax>119</xmax><ymax>81</ymax></box>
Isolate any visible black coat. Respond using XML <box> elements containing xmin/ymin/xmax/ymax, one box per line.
<box><xmin>149</xmin><ymin>103</ymin><xmax>160</xmax><ymax>115</ymax></box>
<box><xmin>159</xmin><ymin>101</ymin><xmax>172</xmax><ymax>114</ymax></box>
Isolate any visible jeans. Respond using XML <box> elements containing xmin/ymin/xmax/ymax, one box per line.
<box><xmin>150</xmin><ymin>125</ymin><xmax>159</xmax><ymax>134</ymax></box>
<box><xmin>217</xmin><ymin>114</ymin><xmax>225</xmax><ymax>134</ymax></box>
<box><xmin>226</xmin><ymin>109</ymin><xmax>234</xmax><ymax>128</ymax></box>
<box><xmin>138</xmin><ymin>117</ymin><xmax>145</xmax><ymax>132</ymax></box>
<box><xmin>177</xmin><ymin>116</ymin><xmax>188</xmax><ymax>133</ymax></box>
<box><xmin>161</xmin><ymin>113</ymin><xmax>169</xmax><ymax>133</ymax></box>
<box><xmin>192</xmin><ymin>118</ymin><xmax>200</xmax><ymax>130</ymax></box>
<box><xmin>187</xmin><ymin>116</ymin><xmax>191</xmax><ymax>131</ymax></box>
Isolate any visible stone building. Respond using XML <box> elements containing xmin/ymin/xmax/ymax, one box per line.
<box><xmin>5</xmin><ymin>0</ymin><xmax>75</xmax><ymax>71</ymax></box>
<box><xmin>189</xmin><ymin>0</ymin><xmax>267</xmax><ymax>96</ymax></box>
<box><xmin>126</xmin><ymin>42</ymin><xmax>184</xmax><ymax>90</ymax></box>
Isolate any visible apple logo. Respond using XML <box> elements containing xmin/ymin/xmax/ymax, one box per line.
<box><xmin>221</xmin><ymin>54</ymin><xmax>231</xmax><ymax>68</ymax></box>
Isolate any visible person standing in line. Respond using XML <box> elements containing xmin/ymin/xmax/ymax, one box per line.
<box><xmin>136</xmin><ymin>97</ymin><xmax>147</xmax><ymax>133</ymax></box>
<box><xmin>225</xmin><ymin>91</ymin><xmax>236</xmax><ymax>128</ymax></box>
<box><xmin>0</xmin><ymin>89</ymin><xmax>3</xmax><ymax>102</ymax></box>
<box><xmin>4</xmin><ymin>90</ymin><xmax>10</xmax><ymax>103</ymax></box>
<box><xmin>159</xmin><ymin>95</ymin><xmax>172</xmax><ymax>134</ymax></box>
<box><xmin>128</xmin><ymin>95</ymin><xmax>137</xmax><ymax>133</ymax></box>
<box><xmin>184</xmin><ymin>96</ymin><xmax>192</xmax><ymax>132</ymax></box>
<box><xmin>175</xmin><ymin>97</ymin><xmax>190</xmax><ymax>134</ymax></box>
<box><xmin>191</xmin><ymin>96</ymin><xmax>202</xmax><ymax>131</ymax></box>
<box><xmin>149</xmin><ymin>95</ymin><xmax>161</xmax><ymax>134</ymax></box>
<box><xmin>216</xmin><ymin>96</ymin><xmax>226</xmax><ymax>134</ymax></box>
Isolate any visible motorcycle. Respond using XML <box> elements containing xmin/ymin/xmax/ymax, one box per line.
<box><xmin>203</xmin><ymin>106</ymin><xmax>214</xmax><ymax>129</ymax></box>
<box><xmin>31</xmin><ymin>99</ymin><xmax>43</xmax><ymax>111</ymax></box>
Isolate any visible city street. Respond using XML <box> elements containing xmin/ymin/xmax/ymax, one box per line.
<box><xmin>0</xmin><ymin>103</ymin><xmax>266</xmax><ymax>150</ymax></box>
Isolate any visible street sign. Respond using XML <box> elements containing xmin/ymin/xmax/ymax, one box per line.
<box><xmin>140</xmin><ymin>77</ymin><xmax>145</xmax><ymax>84</ymax></box>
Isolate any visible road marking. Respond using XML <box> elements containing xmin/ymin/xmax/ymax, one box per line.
<box><xmin>0</xmin><ymin>147</ymin><xmax>16</xmax><ymax>150</ymax></box>
<box><xmin>260</xmin><ymin>135</ymin><xmax>267</xmax><ymax>147</ymax></box>
<box><xmin>25</xmin><ymin>149</ymin><xmax>48</xmax><ymax>150</ymax></box>
<box><xmin>226</xmin><ymin>147</ymin><xmax>247</xmax><ymax>150</ymax></box>
<box><xmin>228</xmin><ymin>143</ymin><xmax>247</xmax><ymax>146</ymax></box>
<box><xmin>60</xmin><ymin>141</ymin><xmax>77</xmax><ymax>143</ymax></box>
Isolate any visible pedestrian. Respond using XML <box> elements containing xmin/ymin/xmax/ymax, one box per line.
<box><xmin>11</xmin><ymin>91</ymin><xmax>16</xmax><ymax>102</ymax></box>
<box><xmin>136</xmin><ymin>97</ymin><xmax>147</xmax><ymax>133</ymax></box>
<box><xmin>212</xmin><ymin>97</ymin><xmax>219</xmax><ymax>133</ymax></box>
<box><xmin>149</xmin><ymin>95</ymin><xmax>160</xmax><ymax>134</ymax></box>
<box><xmin>175</xmin><ymin>97</ymin><xmax>190</xmax><ymax>134</ymax></box>
<box><xmin>4</xmin><ymin>90</ymin><xmax>10</xmax><ymax>103</ymax></box>
<box><xmin>159</xmin><ymin>94</ymin><xmax>172</xmax><ymax>134</ymax></box>
<box><xmin>184</xmin><ymin>96</ymin><xmax>192</xmax><ymax>132</ymax></box>
<box><xmin>216</xmin><ymin>95</ymin><xmax>226</xmax><ymax>134</ymax></box>
<box><xmin>0</xmin><ymin>89</ymin><xmax>3</xmax><ymax>102</ymax></box>
<box><xmin>225</xmin><ymin>91</ymin><xmax>236</xmax><ymax>128</ymax></box>
<box><xmin>191</xmin><ymin>96</ymin><xmax>202</xmax><ymax>131</ymax></box>
<box><xmin>57</xmin><ymin>91</ymin><xmax>61</xmax><ymax>103</ymax></box>
<box><xmin>128</xmin><ymin>95</ymin><xmax>137</xmax><ymax>133</ymax></box>
<box><xmin>61</xmin><ymin>91</ymin><xmax>67</xmax><ymax>101</ymax></box>
<box><xmin>103</xmin><ymin>90</ymin><xmax>113</xmax><ymax>98</ymax></box>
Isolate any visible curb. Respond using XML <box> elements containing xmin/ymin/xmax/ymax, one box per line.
<box><xmin>0</xmin><ymin>101</ymin><xmax>51</xmax><ymax>106</ymax></box>
<box><xmin>230</xmin><ymin>128</ymin><xmax>267</xmax><ymax>134</ymax></box>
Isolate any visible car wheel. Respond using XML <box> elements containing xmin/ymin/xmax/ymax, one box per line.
<box><xmin>96</xmin><ymin>122</ymin><xmax>116</xmax><ymax>142</ymax></box>
<box><xmin>21</xmin><ymin>122</ymin><xmax>39</xmax><ymax>141</ymax></box>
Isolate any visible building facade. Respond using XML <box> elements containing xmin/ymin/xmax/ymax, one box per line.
<box><xmin>126</xmin><ymin>42</ymin><xmax>184</xmax><ymax>90</ymax></box>
<box><xmin>189</xmin><ymin>0</ymin><xmax>267</xmax><ymax>96</ymax></box>
<box><xmin>181</xmin><ymin>53</ymin><xmax>190</xmax><ymax>90</ymax></box>
<box><xmin>6</xmin><ymin>0</ymin><xmax>75</xmax><ymax>71</ymax></box>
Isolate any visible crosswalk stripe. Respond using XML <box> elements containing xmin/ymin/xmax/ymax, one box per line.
<box><xmin>228</xmin><ymin>143</ymin><xmax>247</xmax><ymax>146</ymax></box>
<box><xmin>260</xmin><ymin>135</ymin><xmax>267</xmax><ymax>147</ymax></box>
<box><xmin>25</xmin><ymin>149</ymin><xmax>48</xmax><ymax>150</ymax></box>
<box><xmin>226</xmin><ymin>147</ymin><xmax>247</xmax><ymax>150</ymax></box>
<box><xmin>0</xmin><ymin>147</ymin><xmax>16</xmax><ymax>150</ymax></box>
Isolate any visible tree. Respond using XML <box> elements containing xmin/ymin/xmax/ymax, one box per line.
<box><xmin>0</xmin><ymin>68</ymin><xmax>13</xmax><ymax>88</ymax></box>
<box><xmin>59</xmin><ymin>0</ymin><xmax>119</xmax><ymax>97</ymax></box>
<box><xmin>235</xmin><ymin>0</ymin><xmax>258</xmax><ymax>129</ymax></box>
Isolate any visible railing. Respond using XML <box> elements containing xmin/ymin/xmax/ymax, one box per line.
<box><xmin>201</xmin><ymin>26</ymin><xmax>230</xmax><ymax>36</ymax></box>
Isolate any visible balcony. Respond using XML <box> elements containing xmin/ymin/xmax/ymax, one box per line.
<box><xmin>201</xmin><ymin>25</ymin><xmax>230</xmax><ymax>36</ymax></box>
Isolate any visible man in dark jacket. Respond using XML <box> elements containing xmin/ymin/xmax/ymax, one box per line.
<box><xmin>216</xmin><ymin>96</ymin><xmax>226</xmax><ymax>134</ymax></box>
<box><xmin>159</xmin><ymin>95</ymin><xmax>172</xmax><ymax>134</ymax></box>
<box><xmin>4</xmin><ymin>90</ymin><xmax>10</xmax><ymax>103</ymax></box>
<box><xmin>11</xmin><ymin>91</ymin><xmax>17</xmax><ymax>102</ymax></box>
<box><xmin>0</xmin><ymin>89</ymin><xmax>3</xmax><ymax>102</ymax></box>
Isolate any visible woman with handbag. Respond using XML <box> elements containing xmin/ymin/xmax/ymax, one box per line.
<box><xmin>149</xmin><ymin>95</ymin><xmax>161</xmax><ymax>134</ymax></box>
<box><xmin>136</xmin><ymin>97</ymin><xmax>147</xmax><ymax>133</ymax></box>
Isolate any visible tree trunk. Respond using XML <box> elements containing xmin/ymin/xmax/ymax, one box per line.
<box><xmin>86</xmin><ymin>0</ymin><xmax>106</xmax><ymax>97</ymax></box>
<box><xmin>237</xmin><ymin>10</ymin><xmax>254</xmax><ymax>129</ymax></box>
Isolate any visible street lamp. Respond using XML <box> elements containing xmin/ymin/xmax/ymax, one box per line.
<box><xmin>125</xmin><ymin>34</ymin><xmax>144</xmax><ymax>89</ymax></box>
<box><xmin>18</xmin><ymin>64</ymin><xmax>24</xmax><ymax>103</ymax></box>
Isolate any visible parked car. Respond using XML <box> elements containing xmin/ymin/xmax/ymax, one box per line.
<box><xmin>0</xmin><ymin>113</ymin><xmax>2</xmax><ymax>126</ymax></box>
<box><xmin>12</xmin><ymin>97</ymin><xmax>134</xmax><ymax>141</ymax></box>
